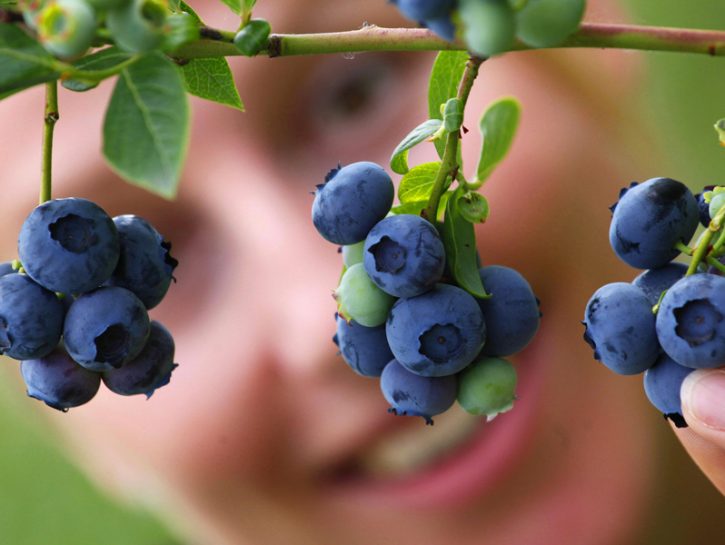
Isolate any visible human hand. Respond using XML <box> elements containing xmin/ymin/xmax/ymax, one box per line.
<box><xmin>674</xmin><ymin>369</ymin><xmax>725</xmax><ymax>495</ymax></box>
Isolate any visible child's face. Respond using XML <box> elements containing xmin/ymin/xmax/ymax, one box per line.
<box><xmin>0</xmin><ymin>1</ymin><xmax>657</xmax><ymax>544</ymax></box>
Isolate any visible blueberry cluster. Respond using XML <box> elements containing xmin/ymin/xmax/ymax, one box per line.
<box><xmin>583</xmin><ymin>177</ymin><xmax>725</xmax><ymax>427</ymax></box>
<box><xmin>313</xmin><ymin>162</ymin><xmax>540</xmax><ymax>424</ymax></box>
<box><xmin>19</xmin><ymin>0</ymin><xmax>186</xmax><ymax>58</ymax></box>
<box><xmin>0</xmin><ymin>197</ymin><xmax>178</xmax><ymax>411</ymax></box>
<box><xmin>390</xmin><ymin>0</ymin><xmax>586</xmax><ymax>56</ymax></box>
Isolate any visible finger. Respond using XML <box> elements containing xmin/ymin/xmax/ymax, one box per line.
<box><xmin>674</xmin><ymin>369</ymin><xmax>725</xmax><ymax>494</ymax></box>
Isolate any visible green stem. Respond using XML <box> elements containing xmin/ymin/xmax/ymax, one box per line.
<box><xmin>40</xmin><ymin>81</ymin><xmax>58</xmax><ymax>205</ymax></box>
<box><xmin>173</xmin><ymin>22</ymin><xmax>725</xmax><ymax>59</ymax></box>
<box><xmin>424</xmin><ymin>56</ymin><xmax>483</xmax><ymax>221</ymax></box>
<box><xmin>687</xmin><ymin>203</ymin><xmax>725</xmax><ymax>275</ymax></box>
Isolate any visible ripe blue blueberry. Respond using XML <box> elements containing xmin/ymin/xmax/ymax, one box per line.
<box><xmin>582</xmin><ymin>282</ymin><xmax>660</xmax><ymax>375</ymax></box>
<box><xmin>457</xmin><ymin>357</ymin><xmax>517</xmax><ymax>419</ymax></box>
<box><xmin>386</xmin><ymin>283</ymin><xmax>486</xmax><ymax>377</ymax></box>
<box><xmin>476</xmin><ymin>265</ymin><xmax>540</xmax><ymax>356</ymax></box>
<box><xmin>312</xmin><ymin>162</ymin><xmax>394</xmax><ymax>245</ymax></box>
<box><xmin>0</xmin><ymin>261</ymin><xmax>14</xmax><ymax>277</ymax></box>
<box><xmin>695</xmin><ymin>187</ymin><xmax>714</xmax><ymax>227</ymax></box>
<box><xmin>103</xmin><ymin>321</ymin><xmax>177</xmax><ymax>397</ymax></box>
<box><xmin>0</xmin><ymin>273</ymin><xmax>65</xmax><ymax>360</ymax></box>
<box><xmin>380</xmin><ymin>359</ymin><xmax>457</xmax><ymax>425</ymax></box>
<box><xmin>423</xmin><ymin>14</ymin><xmax>456</xmax><ymax>41</ymax></box>
<box><xmin>631</xmin><ymin>262</ymin><xmax>688</xmax><ymax>306</ymax></box>
<box><xmin>643</xmin><ymin>353</ymin><xmax>694</xmax><ymax>428</ymax></box>
<box><xmin>394</xmin><ymin>0</ymin><xmax>456</xmax><ymax>22</ymax></box>
<box><xmin>18</xmin><ymin>198</ymin><xmax>120</xmax><ymax>295</ymax></box>
<box><xmin>64</xmin><ymin>286</ymin><xmax>150</xmax><ymax>372</ymax></box>
<box><xmin>335</xmin><ymin>315</ymin><xmax>393</xmax><ymax>377</ymax></box>
<box><xmin>363</xmin><ymin>214</ymin><xmax>445</xmax><ymax>298</ymax></box>
<box><xmin>655</xmin><ymin>273</ymin><xmax>725</xmax><ymax>369</ymax></box>
<box><xmin>609</xmin><ymin>177</ymin><xmax>698</xmax><ymax>269</ymax></box>
<box><xmin>21</xmin><ymin>346</ymin><xmax>101</xmax><ymax>411</ymax></box>
<box><xmin>106</xmin><ymin>215</ymin><xmax>178</xmax><ymax>309</ymax></box>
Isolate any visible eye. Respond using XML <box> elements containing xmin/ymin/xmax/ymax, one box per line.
<box><xmin>292</xmin><ymin>53</ymin><xmax>429</xmax><ymax>161</ymax></box>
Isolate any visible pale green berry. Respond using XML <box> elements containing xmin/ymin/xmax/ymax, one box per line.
<box><xmin>457</xmin><ymin>357</ymin><xmax>517</xmax><ymax>420</ymax></box>
<box><xmin>335</xmin><ymin>263</ymin><xmax>395</xmax><ymax>327</ymax></box>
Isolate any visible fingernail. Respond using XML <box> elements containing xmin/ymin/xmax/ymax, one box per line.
<box><xmin>681</xmin><ymin>369</ymin><xmax>725</xmax><ymax>430</ymax></box>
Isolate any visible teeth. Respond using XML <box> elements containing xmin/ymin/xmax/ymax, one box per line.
<box><xmin>357</xmin><ymin>406</ymin><xmax>481</xmax><ymax>478</ymax></box>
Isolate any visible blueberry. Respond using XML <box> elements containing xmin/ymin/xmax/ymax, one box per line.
<box><xmin>386</xmin><ymin>283</ymin><xmax>486</xmax><ymax>377</ymax></box>
<box><xmin>0</xmin><ymin>261</ymin><xmax>14</xmax><ymax>277</ymax></box>
<box><xmin>312</xmin><ymin>162</ymin><xmax>394</xmax><ymax>245</ymax></box>
<box><xmin>106</xmin><ymin>215</ymin><xmax>178</xmax><ymax>309</ymax></box>
<box><xmin>708</xmin><ymin>191</ymin><xmax>725</xmax><ymax>221</ymax></box>
<box><xmin>335</xmin><ymin>315</ymin><xmax>393</xmax><ymax>377</ymax></box>
<box><xmin>631</xmin><ymin>262</ymin><xmax>688</xmax><ymax>306</ymax></box>
<box><xmin>335</xmin><ymin>263</ymin><xmax>395</xmax><ymax>328</ymax></box>
<box><xmin>643</xmin><ymin>353</ymin><xmax>694</xmax><ymax>428</ymax></box>
<box><xmin>107</xmin><ymin>0</ymin><xmax>169</xmax><ymax>53</ymax></box>
<box><xmin>64</xmin><ymin>286</ymin><xmax>150</xmax><ymax>372</ymax></box>
<box><xmin>695</xmin><ymin>186</ymin><xmax>715</xmax><ymax>227</ymax></box>
<box><xmin>380</xmin><ymin>359</ymin><xmax>457</xmax><ymax>425</ymax></box>
<box><xmin>102</xmin><ymin>321</ymin><xmax>177</xmax><ymax>397</ymax></box>
<box><xmin>18</xmin><ymin>198</ymin><xmax>120</xmax><ymax>295</ymax></box>
<box><xmin>37</xmin><ymin>0</ymin><xmax>97</xmax><ymax>58</ymax></box>
<box><xmin>233</xmin><ymin>19</ymin><xmax>271</xmax><ymax>56</ymax></box>
<box><xmin>423</xmin><ymin>14</ymin><xmax>456</xmax><ymax>42</ymax></box>
<box><xmin>457</xmin><ymin>357</ymin><xmax>517</xmax><ymax>419</ymax></box>
<box><xmin>0</xmin><ymin>273</ymin><xmax>65</xmax><ymax>360</ymax></box>
<box><xmin>515</xmin><ymin>0</ymin><xmax>586</xmax><ymax>48</ymax></box>
<box><xmin>476</xmin><ymin>266</ymin><xmax>540</xmax><ymax>356</ymax></box>
<box><xmin>609</xmin><ymin>178</ymin><xmax>699</xmax><ymax>269</ymax></box>
<box><xmin>363</xmin><ymin>214</ymin><xmax>445</xmax><ymax>298</ymax></box>
<box><xmin>342</xmin><ymin>241</ymin><xmax>365</xmax><ymax>268</ymax></box>
<box><xmin>655</xmin><ymin>273</ymin><xmax>725</xmax><ymax>369</ymax></box>
<box><xmin>582</xmin><ymin>282</ymin><xmax>660</xmax><ymax>375</ymax></box>
<box><xmin>395</xmin><ymin>0</ymin><xmax>455</xmax><ymax>21</ymax></box>
<box><xmin>21</xmin><ymin>346</ymin><xmax>101</xmax><ymax>411</ymax></box>
<box><xmin>458</xmin><ymin>0</ymin><xmax>516</xmax><ymax>57</ymax></box>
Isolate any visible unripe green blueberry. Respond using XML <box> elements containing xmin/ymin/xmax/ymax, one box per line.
<box><xmin>457</xmin><ymin>357</ymin><xmax>517</xmax><ymax>420</ymax></box>
<box><xmin>107</xmin><ymin>0</ymin><xmax>170</xmax><ymax>53</ymax></box>
<box><xmin>233</xmin><ymin>19</ymin><xmax>271</xmax><ymax>57</ymax></box>
<box><xmin>342</xmin><ymin>241</ymin><xmax>365</xmax><ymax>268</ymax></box>
<box><xmin>19</xmin><ymin>0</ymin><xmax>49</xmax><ymax>29</ymax></box>
<box><xmin>335</xmin><ymin>263</ymin><xmax>395</xmax><ymax>327</ymax></box>
<box><xmin>86</xmin><ymin>0</ymin><xmax>130</xmax><ymax>9</ymax></box>
<box><xmin>37</xmin><ymin>0</ymin><xmax>97</xmax><ymax>59</ymax></box>
<box><xmin>515</xmin><ymin>0</ymin><xmax>585</xmax><ymax>48</ymax></box>
<box><xmin>708</xmin><ymin>190</ymin><xmax>725</xmax><ymax>220</ymax></box>
<box><xmin>458</xmin><ymin>0</ymin><xmax>516</xmax><ymax>57</ymax></box>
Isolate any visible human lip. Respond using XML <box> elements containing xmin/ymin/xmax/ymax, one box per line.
<box><xmin>320</xmin><ymin>343</ymin><xmax>545</xmax><ymax>509</ymax></box>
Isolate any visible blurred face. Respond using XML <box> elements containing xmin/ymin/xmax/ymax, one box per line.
<box><xmin>0</xmin><ymin>1</ymin><xmax>659</xmax><ymax>545</ymax></box>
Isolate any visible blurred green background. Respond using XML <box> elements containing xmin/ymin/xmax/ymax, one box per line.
<box><xmin>0</xmin><ymin>1</ymin><xmax>723</xmax><ymax>544</ymax></box>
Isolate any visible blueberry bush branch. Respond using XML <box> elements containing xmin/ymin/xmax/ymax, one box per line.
<box><xmin>40</xmin><ymin>80</ymin><xmax>57</xmax><ymax>204</ymax></box>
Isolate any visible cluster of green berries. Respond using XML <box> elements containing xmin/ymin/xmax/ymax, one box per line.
<box><xmin>0</xmin><ymin>197</ymin><xmax>178</xmax><ymax>411</ymax></box>
<box><xmin>312</xmin><ymin>162</ymin><xmax>540</xmax><ymax>424</ymax></box>
<box><xmin>19</xmin><ymin>0</ymin><xmax>189</xmax><ymax>58</ymax></box>
<box><xmin>391</xmin><ymin>0</ymin><xmax>586</xmax><ymax>57</ymax></box>
<box><xmin>583</xmin><ymin>178</ymin><xmax>725</xmax><ymax>427</ymax></box>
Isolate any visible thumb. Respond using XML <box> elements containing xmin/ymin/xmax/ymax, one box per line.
<box><xmin>675</xmin><ymin>369</ymin><xmax>725</xmax><ymax>494</ymax></box>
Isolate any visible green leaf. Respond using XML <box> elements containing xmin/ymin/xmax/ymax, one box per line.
<box><xmin>398</xmin><ymin>162</ymin><xmax>441</xmax><ymax>204</ymax></box>
<box><xmin>61</xmin><ymin>47</ymin><xmax>131</xmax><ymax>92</ymax></box>
<box><xmin>181</xmin><ymin>57</ymin><xmax>244</xmax><ymax>111</ymax></box>
<box><xmin>0</xmin><ymin>23</ymin><xmax>59</xmax><ymax>99</ymax></box>
<box><xmin>177</xmin><ymin>1</ymin><xmax>201</xmax><ymax>21</ymax></box>
<box><xmin>441</xmin><ymin>187</ymin><xmax>489</xmax><ymax>298</ymax></box>
<box><xmin>103</xmin><ymin>53</ymin><xmax>189</xmax><ymax>199</ymax></box>
<box><xmin>220</xmin><ymin>0</ymin><xmax>241</xmax><ymax>14</ymax></box>
<box><xmin>390</xmin><ymin>119</ymin><xmax>442</xmax><ymax>175</ymax></box>
<box><xmin>391</xmin><ymin>192</ymin><xmax>451</xmax><ymax>219</ymax></box>
<box><xmin>457</xmin><ymin>191</ymin><xmax>489</xmax><ymax>223</ymax></box>
<box><xmin>428</xmin><ymin>51</ymin><xmax>468</xmax><ymax>157</ymax></box>
<box><xmin>475</xmin><ymin>97</ymin><xmax>521</xmax><ymax>184</ymax></box>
